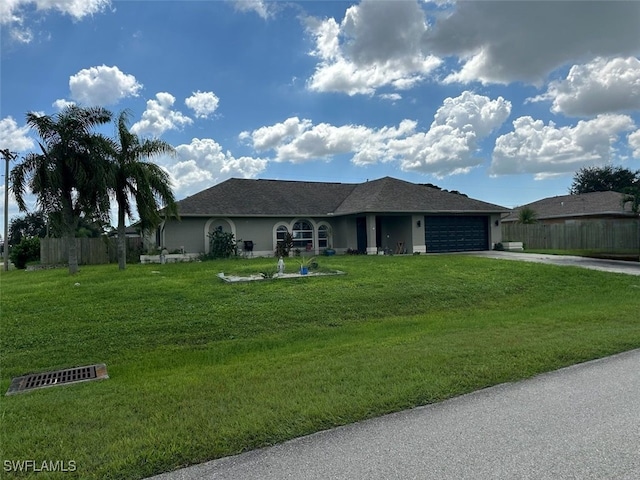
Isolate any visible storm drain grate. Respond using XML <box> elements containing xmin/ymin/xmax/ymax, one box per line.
<box><xmin>6</xmin><ymin>364</ymin><xmax>108</xmax><ymax>395</ymax></box>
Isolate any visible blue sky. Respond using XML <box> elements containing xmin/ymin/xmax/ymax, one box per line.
<box><xmin>1</xmin><ymin>0</ymin><xmax>639</xmax><ymax>231</ymax></box>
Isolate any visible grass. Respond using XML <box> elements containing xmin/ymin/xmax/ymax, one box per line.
<box><xmin>522</xmin><ymin>248</ymin><xmax>640</xmax><ymax>262</ymax></box>
<box><xmin>1</xmin><ymin>254</ymin><xmax>639</xmax><ymax>479</ymax></box>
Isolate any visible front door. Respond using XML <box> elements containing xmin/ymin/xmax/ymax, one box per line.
<box><xmin>356</xmin><ymin>217</ymin><xmax>367</xmax><ymax>253</ymax></box>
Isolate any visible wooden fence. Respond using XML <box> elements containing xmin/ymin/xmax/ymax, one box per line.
<box><xmin>502</xmin><ymin>221</ymin><xmax>639</xmax><ymax>251</ymax></box>
<box><xmin>41</xmin><ymin>237</ymin><xmax>143</xmax><ymax>265</ymax></box>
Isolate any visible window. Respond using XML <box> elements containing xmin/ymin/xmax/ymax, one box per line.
<box><xmin>276</xmin><ymin>225</ymin><xmax>289</xmax><ymax>242</ymax></box>
<box><xmin>292</xmin><ymin>220</ymin><xmax>313</xmax><ymax>248</ymax></box>
<box><xmin>318</xmin><ymin>224</ymin><xmax>329</xmax><ymax>248</ymax></box>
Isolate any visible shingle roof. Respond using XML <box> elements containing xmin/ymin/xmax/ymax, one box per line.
<box><xmin>502</xmin><ymin>191</ymin><xmax>634</xmax><ymax>222</ymax></box>
<box><xmin>334</xmin><ymin>177</ymin><xmax>508</xmax><ymax>214</ymax></box>
<box><xmin>174</xmin><ymin>176</ymin><xmax>508</xmax><ymax>217</ymax></box>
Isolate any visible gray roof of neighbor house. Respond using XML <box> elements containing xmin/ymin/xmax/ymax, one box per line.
<box><xmin>173</xmin><ymin>177</ymin><xmax>508</xmax><ymax>217</ymax></box>
<box><xmin>502</xmin><ymin>191</ymin><xmax>634</xmax><ymax>222</ymax></box>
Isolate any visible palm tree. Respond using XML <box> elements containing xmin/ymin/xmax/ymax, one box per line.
<box><xmin>110</xmin><ymin>111</ymin><xmax>178</xmax><ymax>270</ymax></box>
<box><xmin>517</xmin><ymin>206</ymin><xmax>538</xmax><ymax>224</ymax></box>
<box><xmin>10</xmin><ymin>106</ymin><xmax>113</xmax><ymax>274</ymax></box>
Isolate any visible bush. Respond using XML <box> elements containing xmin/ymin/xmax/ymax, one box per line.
<box><xmin>207</xmin><ymin>229</ymin><xmax>238</xmax><ymax>259</ymax></box>
<box><xmin>275</xmin><ymin>233</ymin><xmax>294</xmax><ymax>257</ymax></box>
<box><xmin>494</xmin><ymin>242</ymin><xmax>504</xmax><ymax>251</ymax></box>
<box><xmin>10</xmin><ymin>236</ymin><xmax>41</xmax><ymax>269</ymax></box>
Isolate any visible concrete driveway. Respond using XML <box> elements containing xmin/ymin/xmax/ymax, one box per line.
<box><xmin>471</xmin><ymin>251</ymin><xmax>640</xmax><ymax>276</ymax></box>
<box><xmin>147</xmin><ymin>349</ymin><xmax>640</xmax><ymax>480</ymax></box>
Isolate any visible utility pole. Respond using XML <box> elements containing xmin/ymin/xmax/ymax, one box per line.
<box><xmin>1</xmin><ymin>149</ymin><xmax>18</xmax><ymax>272</ymax></box>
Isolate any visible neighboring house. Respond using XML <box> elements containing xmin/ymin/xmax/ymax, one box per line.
<box><xmin>502</xmin><ymin>191</ymin><xmax>636</xmax><ymax>225</ymax></box>
<box><xmin>158</xmin><ymin>176</ymin><xmax>508</xmax><ymax>256</ymax></box>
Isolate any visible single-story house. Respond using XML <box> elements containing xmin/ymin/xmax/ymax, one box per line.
<box><xmin>157</xmin><ymin>176</ymin><xmax>509</xmax><ymax>256</ymax></box>
<box><xmin>502</xmin><ymin>191</ymin><xmax>636</xmax><ymax>225</ymax></box>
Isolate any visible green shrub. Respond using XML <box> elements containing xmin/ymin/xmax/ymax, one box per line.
<box><xmin>275</xmin><ymin>232</ymin><xmax>293</xmax><ymax>257</ymax></box>
<box><xmin>9</xmin><ymin>236</ymin><xmax>40</xmax><ymax>269</ymax></box>
<box><xmin>207</xmin><ymin>229</ymin><xmax>238</xmax><ymax>259</ymax></box>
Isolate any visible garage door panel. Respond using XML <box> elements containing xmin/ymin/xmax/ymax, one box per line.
<box><xmin>425</xmin><ymin>216</ymin><xmax>488</xmax><ymax>252</ymax></box>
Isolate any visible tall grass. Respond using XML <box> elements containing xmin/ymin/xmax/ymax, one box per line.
<box><xmin>1</xmin><ymin>255</ymin><xmax>639</xmax><ymax>479</ymax></box>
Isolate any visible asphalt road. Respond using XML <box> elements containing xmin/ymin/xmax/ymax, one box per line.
<box><xmin>147</xmin><ymin>349</ymin><xmax>640</xmax><ymax>480</ymax></box>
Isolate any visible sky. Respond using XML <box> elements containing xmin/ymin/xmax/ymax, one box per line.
<box><xmin>1</xmin><ymin>0</ymin><xmax>639</xmax><ymax>232</ymax></box>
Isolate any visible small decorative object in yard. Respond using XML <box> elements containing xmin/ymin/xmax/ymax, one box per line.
<box><xmin>218</xmin><ymin>269</ymin><xmax>345</xmax><ymax>283</ymax></box>
<box><xmin>299</xmin><ymin>256</ymin><xmax>316</xmax><ymax>275</ymax></box>
<box><xmin>160</xmin><ymin>247</ymin><xmax>168</xmax><ymax>264</ymax></box>
<box><xmin>277</xmin><ymin>256</ymin><xmax>285</xmax><ymax>274</ymax></box>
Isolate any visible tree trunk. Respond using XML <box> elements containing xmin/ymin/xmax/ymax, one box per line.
<box><xmin>117</xmin><ymin>208</ymin><xmax>126</xmax><ymax>270</ymax></box>
<box><xmin>66</xmin><ymin>231</ymin><xmax>79</xmax><ymax>275</ymax></box>
<box><xmin>61</xmin><ymin>195</ymin><xmax>79</xmax><ymax>275</ymax></box>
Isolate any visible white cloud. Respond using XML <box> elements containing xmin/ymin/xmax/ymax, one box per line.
<box><xmin>305</xmin><ymin>0</ymin><xmax>441</xmax><ymax>95</ymax></box>
<box><xmin>528</xmin><ymin>57</ymin><xmax>640</xmax><ymax>117</ymax></box>
<box><xmin>1</xmin><ymin>0</ymin><xmax>111</xmax><ymax>24</ymax></box>
<box><xmin>0</xmin><ymin>116</ymin><xmax>34</xmax><ymax>152</ymax></box>
<box><xmin>274</xmin><ymin>122</ymin><xmax>391</xmax><ymax>164</ymax></box>
<box><xmin>425</xmin><ymin>1</ymin><xmax>640</xmax><ymax>85</ymax></box>
<box><xmin>52</xmin><ymin>99</ymin><xmax>75</xmax><ymax>110</ymax></box>
<box><xmin>379</xmin><ymin>93</ymin><xmax>402</xmax><ymax>102</ymax></box>
<box><xmin>491</xmin><ymin>115</ymin><xmax>636</xmax><ymax>179</ymax></box>
<box><xmin>69</xmin><ymin>65</ymin><xmax>142</xmax><ymax>106</ymax></box>
<box><xmin>630</xmin><ymin>130</ymin><xmax>640</xmax><ymax>158</ymax></box>
<box><xmin>243</xmin><ymin>116</ymin><xmax>418</xmax><ymax>165</ymax></box>
<box><xmin>184</xmin><ymin>91</ymin><xmax>220</xmax><ymax>119</ymax></box>
<box><xmin>391</xmin><ymin>92</ymin><xmax>512</xmax><ymax>177</ymax></box>
<box><xmin>231</xmin><ymin>0</ymin><xmax>272</xmax><ymax>19</ymax></box>
<box><xmin>161</xmin><ymin>138</ymin><xmax>267</xmax><ymax>197</ymax></box>
<box><xmin>10</xmin><ymin>26</ymin><xmax>33</xmax><ymax>43</ymax></box>
<box><xmin>1</xmin><ymin>0</ymin><xmax>111</xmax><ymax>44</ymax></box>
<box><xmin>241</xmin><ymin>117</ymin><xmax>312</xmax><ymax>151</ymax></box>
<box><xmin>131</xmin><ymin>92</ymin><xmax>193</xmax><ymax>137</ymax></box>
<box><xmin>242</xmin><ymin>92</ymin><xmax>510</xmax><ymax>177</ymax></box>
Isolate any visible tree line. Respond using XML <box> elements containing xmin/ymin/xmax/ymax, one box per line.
<box><xmin>6</xmin><ymin>105</ymin><xmax>178</xmax><ymax>274</ymax></box>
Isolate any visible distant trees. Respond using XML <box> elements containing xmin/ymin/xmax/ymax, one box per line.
<box><xmin>570</xmin><ymin>165</ymin><xmax>640</xmax><ymax>195</ymax></box>
<box><xmin>8</xmin><ymin>212</ymin><xmax>48</xmax><ymax>245</ymax></box>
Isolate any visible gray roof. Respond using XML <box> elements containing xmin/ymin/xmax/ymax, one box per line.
<box><xmin>502</xmin><ymin>191</ymin><xmax>634</xmax><ymax>222</ymax></box>
<box><xmin>174</xmin><ymin>177</ymin><xmax>508</xmax><ymax>217</ymax></box>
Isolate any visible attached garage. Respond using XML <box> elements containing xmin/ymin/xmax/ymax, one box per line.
<box><xmin>425</xmin><ymin>216</ymin><xmax>489</xmax><ymax>253</ymax></box>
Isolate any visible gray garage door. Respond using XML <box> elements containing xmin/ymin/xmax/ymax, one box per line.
<box><xmin>425</xmin><ymin>216</ymin><xmax>489</xmax><ymax>253</ymax></box>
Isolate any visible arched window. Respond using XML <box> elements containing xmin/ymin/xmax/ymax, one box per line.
<box><xmin>292</xmin><ymin>220</ymin><xmax>313</xmax><ymax>249</ymax></box>
<box><xmin>276</xmin><ymin>225</ymin><xmax>289</xmax><ymax>243</ymax></box>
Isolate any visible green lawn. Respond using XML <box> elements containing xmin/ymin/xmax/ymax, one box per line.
<box><xmin>522</xmin><ymin>248</ymin><xmax>639</xmax><ymax>262</ymax></box>
<box><xmin>1</xmin><ymin>255</ymin><xmax>639</xmax><ymax>479</ymax></box>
